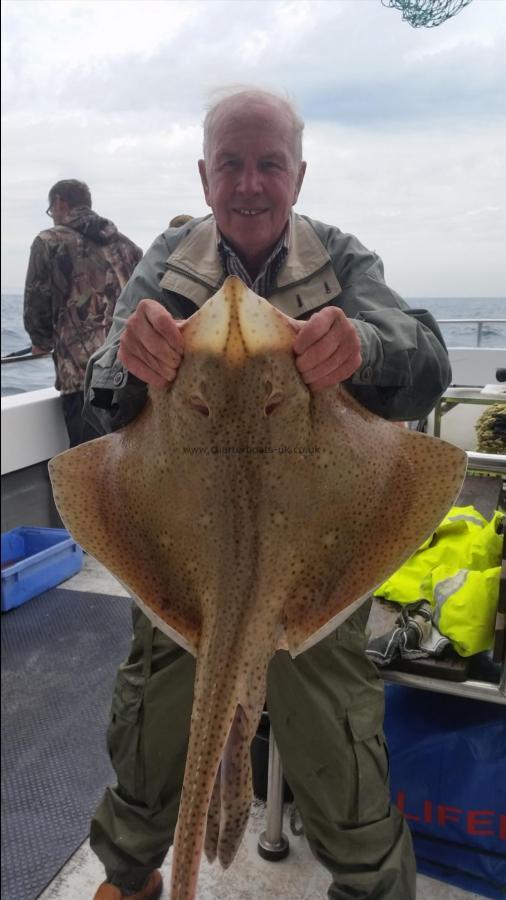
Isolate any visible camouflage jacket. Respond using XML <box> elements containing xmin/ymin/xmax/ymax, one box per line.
<box><xmin>23</xmin><ymin>206</ymin><xmax>142</xmax><ymax>393</ymax></box>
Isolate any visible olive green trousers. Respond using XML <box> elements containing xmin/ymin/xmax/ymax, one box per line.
<box><xmin>90</xmin><ymin>601</ymin><xmax>416</xmax><ymax>898</ymax></box>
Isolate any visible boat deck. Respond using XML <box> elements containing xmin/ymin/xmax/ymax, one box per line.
<box><xmin>36</xmin><ymin>554</ymin><xmax>482</xmax><ymax>900</ymax></box>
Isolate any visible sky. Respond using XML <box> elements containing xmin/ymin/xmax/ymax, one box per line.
<box><xmin>1</xmin><ymin>0</ymin><xmax>505</xmax><ymax>298</ymax></box>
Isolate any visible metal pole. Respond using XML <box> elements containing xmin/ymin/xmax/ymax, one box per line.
<box><xmin>382</xmin><ymin>670</ymin><xmax>505</xmax><ymax>703</ymax></box>
<box><xmin>466</xmin><ymin>451</ymin><xmax>506</xmax><ymax>476</ymax></box>
<box><xmin>257</xmin><ymin>727</ymin><xmax>289</xmax><ymax>860</ymax></box>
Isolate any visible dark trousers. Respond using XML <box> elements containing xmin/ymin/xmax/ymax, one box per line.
<box><xmin>61</xmin><ymin>391</ymin><xmax>101</xmax><ymax>448</ymax></box>
<box><xmin>90</xmin><ymin>602</ymin><xmax>416</xmax><ymax>898</ymax></box>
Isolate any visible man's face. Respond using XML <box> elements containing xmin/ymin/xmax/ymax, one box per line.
<box><xmin>47</xmin><ymin>196</ymin><xmax>70</xmax><ymax>226</ymax></box>
<box><xmin>198</xmin><ymin>102</ymin><xmax>306</xmax><ymax>273</ymax></box>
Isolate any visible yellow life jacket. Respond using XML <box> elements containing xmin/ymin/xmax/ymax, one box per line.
<box><xmin>375</xmin><ymin>506</ymin><xmax>504</xmax><ymax>657</ymax></box>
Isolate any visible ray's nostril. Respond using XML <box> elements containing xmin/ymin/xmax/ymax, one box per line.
<box><xmin>265</xmin><ymin>393</ymin><xmax>284</xmax><ymax>416</ymax></box>
<box><xmin>189</xmin><ymin>397</ymin><xmax>210</xmax><ymax>417</ymax></box>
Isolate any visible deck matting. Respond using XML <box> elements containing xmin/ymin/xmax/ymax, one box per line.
<box><xmin>1</xmin><ymin>587</ymin><xmax>132</xmax><ymax>900</ymax></box>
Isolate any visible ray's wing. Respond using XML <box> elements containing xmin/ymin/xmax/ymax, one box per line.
<box><xmin>49</xmin><ymin>417</ymin><xmax>202</xmax><ymax>655</ymax></box>
<box><xmin>282</xmin><ymin>389</ymin><xmax>467</xmax><ymax>655</ymax></box>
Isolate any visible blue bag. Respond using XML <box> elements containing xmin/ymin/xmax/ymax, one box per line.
<box><xmin>384</xmin><ymin>685</ymin><xmax>506</xmax><ymax>898</ymax></box>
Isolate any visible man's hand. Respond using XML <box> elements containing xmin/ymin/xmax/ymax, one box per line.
<box><xmin>117</xmin><ymin>299</ymin><xmax>184</xmax><ymax>389</ymax></box>
<box><xmin>292</xmin><ymin>307</ymin><xmax>362</xmax><ymax>392</ymax></box>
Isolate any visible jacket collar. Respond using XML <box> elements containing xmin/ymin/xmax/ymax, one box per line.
<box><xmin>159</xmin><ymin>213</ymin><xmax>342</xmax><ymax>318</ymax></box>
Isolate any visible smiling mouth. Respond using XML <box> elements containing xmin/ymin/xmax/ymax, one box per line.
<box><xmin>234</xmin><ymin>209</ymin><xmax>267</xmax><ymax>217</ymax></box>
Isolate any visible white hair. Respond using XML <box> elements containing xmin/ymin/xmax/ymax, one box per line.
<box><xmin>202</xmin><ymin>85</ymin><xmax>304</xmax><ymax>165</ymax></box>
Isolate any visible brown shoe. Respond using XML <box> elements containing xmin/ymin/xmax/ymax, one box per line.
<box><xmin>93</xmin><ymin>869</ymin><xmax>163</xmax><ymax>900</ymax></box>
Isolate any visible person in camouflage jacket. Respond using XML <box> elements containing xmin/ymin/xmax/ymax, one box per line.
<box><xmin>23</xmin><ymin>179</ymin><xmax>142</xmax><ymax>446</ymax></box>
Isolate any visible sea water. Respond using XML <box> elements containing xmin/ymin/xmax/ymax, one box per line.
<box><xmin>1</xmin><ymin>293</ymin><xmax>505</xmax><ymax>398</ymax></box>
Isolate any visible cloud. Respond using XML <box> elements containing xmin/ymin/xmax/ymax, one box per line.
<box><xmin>1</xmin><ymin>0</ymin><xmax>505</xmax><ymax>295</ymax></box>
<box><xmin>4</xmin><ymin>0</ymin><xmax>504</xmax><ymax>122</ymax></box>
<box><xmin>300</xmin><ymin>115</ymin><xmax>506</xmax><ymax>295</ymax></box>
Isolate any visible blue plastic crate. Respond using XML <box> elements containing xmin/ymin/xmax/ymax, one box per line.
<box><xmin>1</xmin><ymin>526</ymin><xmax>83</xmax><ymax>612</ymax></box>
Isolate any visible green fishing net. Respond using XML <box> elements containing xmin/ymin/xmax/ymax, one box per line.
<box><xmin>381</xmin><ymin>0</ymin><xmax>473</xmax><ymax>28</ymax></box>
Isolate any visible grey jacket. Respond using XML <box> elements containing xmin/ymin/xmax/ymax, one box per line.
<box><xmin>84</xmin><ymin>213</ymin><xmax>451</xmax><ymax>434</ymax></box>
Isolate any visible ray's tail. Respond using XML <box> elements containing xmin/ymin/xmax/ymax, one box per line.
<box><xmin>169</xmin><ymin>661</ymin><xmax>260</xmax><ymax>900</ymax></box>
<box><xmin>204</xmin><ymin>704</ymin><xmax>254</xmax><ymax>868</ymax></box>
<box><xmin>170</xmin><ymin>700</ymin><xmax>232</xmax><ymax>900</ymax></box>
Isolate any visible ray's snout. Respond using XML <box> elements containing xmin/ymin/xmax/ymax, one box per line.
<box><xmin>183</xmin><ymin>276</ymin><xmax>296</xmax><ymax>362</ymax></box>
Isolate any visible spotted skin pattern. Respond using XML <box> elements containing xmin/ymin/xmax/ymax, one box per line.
<box><xmin>49</xmin><ymin>276</ymin><xmax>467</xmax><ymax>900</ymax></box>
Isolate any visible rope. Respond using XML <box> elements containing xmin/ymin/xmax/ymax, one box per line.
<box><xmin>475</xmin><ymin>405</ymin><xmax>506</xmax><ymax>455</ymax></box>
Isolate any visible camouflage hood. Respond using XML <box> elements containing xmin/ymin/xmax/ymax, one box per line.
<box><xmin>60</xmin><ymin>206</ymin><xmax>120</xmax><ymax>245</ymax></box>
<box><xmin>24</xmin><ymin>206</ymin><xmax>142</xmax><ymax>393</ymax></box>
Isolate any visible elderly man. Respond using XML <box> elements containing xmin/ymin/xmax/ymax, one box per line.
<box><xmin>86</xmin><ymin>89</ymin><xmax>451</xmax><ymax>900</ymax></box>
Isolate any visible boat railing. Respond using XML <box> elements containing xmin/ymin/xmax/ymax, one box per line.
<box><xmin>437</xmin><ymin>318</ymin><xmax>506</xmax><ymax>348</ymax></box>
